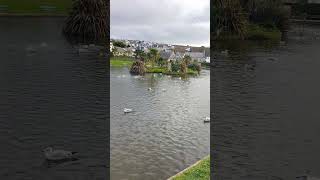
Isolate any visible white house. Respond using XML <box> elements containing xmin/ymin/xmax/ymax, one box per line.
<box><xmin>110</xmin><ymin>42</ymin><xmax>114</xmax><ymax>52</ymax></box>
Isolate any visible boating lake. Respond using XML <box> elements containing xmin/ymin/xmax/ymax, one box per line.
<box><xmin>110</xmin><ymin>68</ymin><xmax>210</xmax><ymax>179</ymax></box>
<box><xmin>212</xmin><ymin>24</ymin><xmax>320</xmax><ymax>179</ymax></box>
<box><xmin>0</xmin><ymin>17</ymin><xmax>107</xmax><ymax>180</ymax></box>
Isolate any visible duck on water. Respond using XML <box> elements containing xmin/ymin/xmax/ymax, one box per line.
<box><xmin>43</xmin><ymin>147</ymin><xmax>78</xmax><ymax>161</ymax></box>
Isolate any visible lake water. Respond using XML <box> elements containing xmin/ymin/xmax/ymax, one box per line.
<box><xmin>212</xmin><ymin>24</ymin><xmax>320</xmax><ymax>179</ymax></box>
<box><xmin>0</xmin><ymin>17</ymin><xmax>108</xmax><ymax>180</ymax></box>
<box><xmin>110</xmin><ymin>68</ymin><xmax>210</xmax><ymax>179</ymax></box>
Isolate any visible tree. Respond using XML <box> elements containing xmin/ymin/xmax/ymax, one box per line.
<box><xmin>63</xmin><ymin>0</ymin><xmax>108</xmax><ymax>43</ymax></box>
<box><xmin>212</xmin><ymin>0</ymin><xmax>248</xmax><ymax>39</ymax></box>
<box><xmin>148</xmin><ymin>48</ymin><xmax>159</xmax><ymax>67</ymax></box>
<box><xmin>183</xmin><ymin>55</ymin><xmax>192</xmax><ymax>66</ymax></box>
<box><xmin>135</xmin><ymin>49</ymin><xmax>146</xmax><ymax>59</ymax></box>
<box><xmin>158</xmin><ymin>57</ymin><xmax>165</xmax><ymax>67</ymax></box>
<box><xmin>180</xmin><ymin>61</ymin><xmax>187</xmax><ymax>74</ymax></box>
<box><xmin>113</xmin><ymin>41</ymin><xmax>127</xmax><ymax>48</ymax></box>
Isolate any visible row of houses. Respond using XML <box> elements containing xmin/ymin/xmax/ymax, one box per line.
<box><xmin>110</xmin><ymin>39</ymin><xmax>210</xmax><ymax>63</ymax></box>
<box><xmin>160</xmin><ymin>50</ymin><xmax>210</xmax><ymax>63</ymax></box>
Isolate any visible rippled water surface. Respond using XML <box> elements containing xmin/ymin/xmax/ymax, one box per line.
<box><xmin>110</xmin><ymin>68</ymin><xmax>210</xmax><ymax>179</ymax></box>
<box><xmin>0</xmin><ymin>17</ymin><xmax>107</xmax><ymax>180</ymax></box>
<box><xmin>212</xmin><ymin>25</ymin><xmax>320</xmax><ymax>180</ymax></box>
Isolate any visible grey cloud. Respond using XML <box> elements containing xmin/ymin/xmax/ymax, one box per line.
<box><xmin>111</xmin><ymin>0</ymin><xmax>210</xmax><ymax>46</ymax></box>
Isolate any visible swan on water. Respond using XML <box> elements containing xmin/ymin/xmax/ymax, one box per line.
<box><xmin>162</xmin><ymin>89</ymin><xmax>167</xmax><ymax>92</ymax></box>
<box><xmin>148</xmin><ymin>88</ymin><xmax>152</xmax><ymax>91</ymax></box>
<box><xmin>124</xmin><ymin>108</ymin><xmax>133</xmax><ymax>113</ymax></box>
<box><xmin>43</xmin><ymin>147</ymin><xmax>77</xmax><ymax>161</ymax></box>
<box><xmin>204</xmin><ymin>117</ymin><xmax>210</xmax><ymax>123</ymax></box>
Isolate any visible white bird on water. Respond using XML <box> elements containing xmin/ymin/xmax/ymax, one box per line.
<box><xmin>148</xmin><ymin>88</ymin><xmax>152</xmax><ymax>91</ymax></box>
<box><xmin>43</xmin><ymin>147</ymin><xmax>77</xmax><ymax>161</ymax></box>
<box><xmin>204</xmin><ymin>117</ymin><xmax>210</xmax><ymax>123</ymax></box>
<box><xmin>124</xmin><ymin>108</ymin><xmax>133</xmax><ymax>113</ymax></box>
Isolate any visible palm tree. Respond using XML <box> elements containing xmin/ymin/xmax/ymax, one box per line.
<box><xmin>63</xmin><ymin>0</ymin><xmax>108</xmax><ymax>43</ymax></box>
<box><xmin>183</xmin><ymin>55</ymin><xmax>192</xmax><ymax>66</ymax></box>
<box><xmin>148</xmin><ymin>48</ymin><xmax>159</xmax><ymax>67</ymax></box>
<box><xmin>212</xmin><ymin>0</ymin><xmax>248</xmax><ymax>39</ymax></box>
<box><xmin>135</xmin><ymin>49</ymin><xmax>146</xmax><ymax>60</ymax></box>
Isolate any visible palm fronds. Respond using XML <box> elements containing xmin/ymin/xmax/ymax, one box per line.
<box><xmin>63</xmin><ymin>0</ymin><xmax>109</xmax><ymax>43</ymax></box>
<box><xmin>212</xmin><ymin>0</ymin><xmax>248</xmax><ymax>39</ymax></box>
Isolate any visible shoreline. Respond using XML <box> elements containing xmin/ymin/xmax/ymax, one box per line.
<box><xmin>167</xmin><ymin>156</ymin><xmax>210</xmax><ymax>180</ymax></box>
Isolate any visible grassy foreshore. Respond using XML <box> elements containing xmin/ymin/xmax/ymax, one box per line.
<box><xmin>215</xmin><ymin>24</ymin><xmax>281</xmax><ymax>41</ymax></box>
<box><xmin>110</xmin><ymin>57</ymin><xmax>199</xmax><ymax>75</ymax></box>
<box><xmin>110</xmin><ymin>57</ymin><xmax>134</xmax><ymax>67</ymax></box>
<box><xmin>0</xmin><ymin>0</ymin><xmax>71</xmax><ymax>16</ymax></box>
<box><xmin>169</xmin><ymin>156</ymin><xmax>210</xmax><ymax>180</ymax></box>
<box><xmin>146</xmin><ymin>67</ymin><xmax>198</xmax><ymax>76</ymax></box>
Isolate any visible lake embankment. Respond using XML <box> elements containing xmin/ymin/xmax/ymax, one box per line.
<box><xmin>168</xmin><ymin>156</ymin><xmax>210</xmax><ymax>180</ymax></box>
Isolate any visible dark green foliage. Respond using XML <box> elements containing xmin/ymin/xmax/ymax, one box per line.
<box><xmin>113</xmin><ymin>41</ymin><xmax>127</xmax><ymax>48</ymax></box>
<box><xmin>183</xmin><ymin>55</ymin><xmax>192</xmax><ymax>66</ymax></box>
<box><xmin>246</xmin><ymin>0</ymin><xmax>289</xmax><ymax>32</ymax></box>
<box><xmin>157</xmin><ymin>57</ymin><xmax>166</xmax><ymax>67</ymax></box>
<box><xmin>135</xmin><ymin>49</ymin><xmax>146</xmax><ymax>59</ymax></box>
<box><xmin>212</xmin><ymin>0</ymin><xmax>248</xmax><ymax>39</ymax></box>
<box><xmin>63</xmin><ymin>0</ymin><xmax>108</xmax><ymax>43</ymax></box>
<box><xmin>171</xmin><ymin>61</ymin><xmax>180</xmax><ymax>73</ymax></box>
<box><xmin>213</xmin><ymin>0</ymin><xmax>289</xmax><ymax>40</ymax></box>
<box><xmin>188</xmin><ymin>63</ymin><xmax>201</xmax><ymax>73</ymax></box>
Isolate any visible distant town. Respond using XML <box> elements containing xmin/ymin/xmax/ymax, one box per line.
<box><xmin>110</xmin><ymin>39</ymin><xmax>210</xmax><ymax>63</ymax></box>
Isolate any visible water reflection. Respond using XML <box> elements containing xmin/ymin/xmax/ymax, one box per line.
<box><xmin>212</xmin><ymin>25</ymin><xmax>320</xmax><ymax>179</ymax></box>
<box><xmin>0</xmin><ymin>17</ymin><xmax>107</xmax><ymax>180</ymax></box>
<box><xmin>111</xmin><ymin>67</ymin><xmax>210</xmax><ymax>179</ymax></box>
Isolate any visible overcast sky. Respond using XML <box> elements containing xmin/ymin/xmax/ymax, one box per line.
<box><xmin>111</xmin><ymin>0</ymin><xmax>210</xmax><ymax>47</ymax></box>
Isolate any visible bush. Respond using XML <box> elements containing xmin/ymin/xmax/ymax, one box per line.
<box><xmin>63</xmin><ymin>0</ymin><xmax>108</xmax><ymax>43</ymax></box>
<box><xmin>188</xmin><ymin>63</ymin><xmax>202</xmax><ymax>73</ymax></box>
<box><xmin>180</xmin><ymin>62</ymin><xmax>187</xmax><ymax>74</ymax></box>
<box><xmin>130</xmin><ymin>61</ymin><xmax>146</xmax><ymax>75</ymax></box>
<box><xmin>113</xmin><ymin>41</ymin><xmax>127</xmax><ymax>48</ymax></box>
<box><xmin>246</xmin><ymin>0</ymin><xmax>289</xmax><ymax>32</ymax></box>
<box><xmin>171</xmin><ymin>61</ymin><xmax>180</xmax><ymax>73</ymax></box>
<box><xmin>212</xmin><ymin>0</ymin><xmax>248</xmax><ymax>39</ymax></box>
<box><xmin>157</xmin><ymin>57</ymin><xmax>166</xmax><ymax>67</ymax></box>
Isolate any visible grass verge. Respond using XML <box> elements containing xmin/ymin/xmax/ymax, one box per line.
<box><xmin>246</xmin><ymin>24</ymin><xmax>281</xmax><ymax>41</ymax></box>
<box><xmin>146</xmin><ymin>67</ymin><xmax>198</xmax><ymax>76</ymax></box>
<box><xmin>110</xmin><ymin>57</ymin><xmax>134</xmax><ymax>67</ymax></box>
<box><xmin>214</xmin><ymin>23</ymin><xmax>281</xmax><ymax>41</ymax></box>
<box><xmin>169</xmin><ymin>156</ymin><xmax>210</xmax><ymax>180</ymax></box>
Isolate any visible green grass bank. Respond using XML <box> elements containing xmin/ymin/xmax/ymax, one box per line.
<box><xmin>0</xmin><ymin>0</ymin><xmax>72</xmax><ymax>16</ymax></box>
<box><xmin>215</xmin><ymin>24</ymin><xmax>281</xmax><ymax>41</ymax></box>
<box><xmin>110</xmin><ymin>57</ymin><xmax>134</xmax><ymax>67</ymax></box>
<box><xmin>168</xmin><ymin>156</ymin><xmax>210</xmax><ymax>180</ymax></box>
<box><xmin>146</xmin><ymin>67</ymin><xmax>198</xmax><ymax>76</ymax></box>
